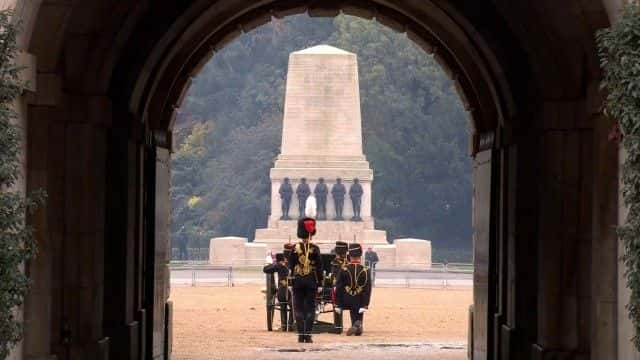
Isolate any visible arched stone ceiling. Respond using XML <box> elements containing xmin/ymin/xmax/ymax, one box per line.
<box><xmin>24</xmin><ymin>0</ymin><xmax>609</xmax><ymax>149</ymax></box>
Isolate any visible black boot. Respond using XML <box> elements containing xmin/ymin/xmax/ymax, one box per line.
<box><xmin>346</xmin><ymin>326</ymin><xmax>357</xmax><ymax>336</ymax></box>
<box><xmin>295</xmin><ymin>317</ymin><xmax>305</xmax><ymax>339</ymax></box>
<box><xmin>346</xmin><ymin>316</ymin><xmax>358</xmax><ymax>336</ymax></box>
<box><xmin>304</xmin><ymin>313</ymin><xmax>315</xmax><ymax>339</ymax></box>
<box><xmin>304</xmin><ymin>335</ymin><xmax>313</xmax><ymax>343</ymax></box>
<box><xmin>354</xmin><ymin>320</ymin><xmax>363</xmax><ymax>336</ymax></box>
<box><xmin>298</xmin><ymin>335</ymin><xmax>305</xmax><ymax>343</ymax></box>
<box><xmin>280</xmin><ymin>304</ymin><xmax>288</xmax><ymax>332</ymax></box>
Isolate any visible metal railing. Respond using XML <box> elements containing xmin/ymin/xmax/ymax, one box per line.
<box><xmin>169</xmin><ymin>260</ymin><xmax>473</xmax><ymax>289</ymax></box>
<box><xmin>171</xmin><ymin>248</ymin><xmax>209</xmax><ymax>261</ymax></box>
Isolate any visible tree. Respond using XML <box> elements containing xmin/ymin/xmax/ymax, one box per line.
<box><xmin>0</xmin><ymin>9</ymin><xmax>43</xmax><ymax>358</ymax></box>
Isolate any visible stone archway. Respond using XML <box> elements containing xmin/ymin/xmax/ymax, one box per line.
<box><xmin>8</xmin><ymin>1</ymin><xmax>621</xmax><ymax>359</ymax></box>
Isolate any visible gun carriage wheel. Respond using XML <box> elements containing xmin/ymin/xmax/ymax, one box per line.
<box><xmin>265</xmin><ymin>272</ymin><xmax>276</xmax><ymax>331</ymax></box>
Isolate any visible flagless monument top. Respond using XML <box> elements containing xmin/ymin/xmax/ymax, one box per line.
<box><xmin>279</xmin><ymin>44</ymin><xmax>365</xmax><ymax>160</ymax></box>
<box><xmin>292</xmin><ymin>44</ymin><xmax>354</xmax><ymax>55</ymax></box>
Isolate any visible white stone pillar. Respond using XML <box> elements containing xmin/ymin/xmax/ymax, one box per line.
<box><xmin>209</xmin><ymin>237</ymin><xmax>248</xmax><ymax>266</ymax></box>
<box><xmin>394</xmin><ymin>239</ymin><xmax>432</xmax><ymax>269</ymax></box>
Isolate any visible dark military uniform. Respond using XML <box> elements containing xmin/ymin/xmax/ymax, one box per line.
<box><xmin>288</xmin><ymin>217</ymin><xmax>323</xmax><ymax>343</ymax></box>
<box><xmin>296</xmin><ymin>179</ymin><xmax>311</xmax><ymax>219</ymax></box>
<box><xmin>330</xmin><ymin>241</ymin><xmax>349</xmax><ymax>333</ymax></box>
<box><xmin>314</xmin><ymin>178</ymin><xmax>328</xmax><ymax>220</ymax></box>
<box><xmin>279</xmin><ymin>178</ymin><xmax>293</xmax><ymax>219</ymax></box>
<box><xmin>335</xmin><ymin>243</ymin><xmax>372</xmax><ymax>336</ymax></box>
<box><xmin>331</xmin><ymin>178</ymin><xmax>346</xmax><ymax>220</ymax></box>
<box><xmin>330</xmin><ymin>241</ymin><xmax>349</xmax><ymax>285</ymax></box>
<box><xmin>349</xmin><ymin>179</ymin><xmax>364</xmax><ymax>221</ymax></box>
<box><xmin>263</xmin><ymin>253</ymin><xmax>291</xmax><ymax>331</ymax></box>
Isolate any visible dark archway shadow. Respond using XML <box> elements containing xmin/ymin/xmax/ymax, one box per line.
<box><xmin>19</xmin><ymin>1</ymin><xmax>614</xmax><ymax>359</ymax></box>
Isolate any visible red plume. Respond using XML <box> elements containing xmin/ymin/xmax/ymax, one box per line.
<box><xmin>303</xmin><ymin>219</ymin><xmax>316</xmax><ymax>233</ymax></box>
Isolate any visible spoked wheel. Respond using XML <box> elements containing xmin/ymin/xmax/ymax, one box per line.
<box><xmin>266</xmin><ymin>273</ymin><xmax>276</xmax><ymax>331</ymax></box>
<box><xmin>288</xmin><ymin>303</ymin><xmax>295</xmax><ymax>332</ymax></box>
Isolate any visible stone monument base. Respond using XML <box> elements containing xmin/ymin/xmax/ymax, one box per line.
<box><xmin>254</xmin><ymin>218</ymin><xmax>387</xmax><ymax>254</ymax></box>
<box><xmin>209</xmin><ymin>237</ymin><xmax>267</xmax><ymax>266</ymax></box>
<box><xmin>393</xmin><ymin>239</ymin><xmax>432</xmax><ymax>269</ymax></box>
<box><xmin>209</xmin><ymin>234</ymin><xmax>432</xmax><ymax>269</ymax></box>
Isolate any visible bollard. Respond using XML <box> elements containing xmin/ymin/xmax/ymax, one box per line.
<box><xmin>228</xmin><ymin>266</ymin><xmax>233</xmax><ymax>287</ymax></box>
<box><xmin>191</xmin><ymin>268</ymin><xmax>196</xmax><ymax>287</ymax></box>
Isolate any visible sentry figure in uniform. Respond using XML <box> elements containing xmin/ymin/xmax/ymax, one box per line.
<box><xmin>263</xmin><ymin>252</ymin><xmax>291</xmax><ymax>331</ymax></box>
<box><xmin>314</xmin><ymin>177</ymin><xmax>328</xmax><ymax>220</ymax></box>
<box><xmin>349</xmin><ymin>178</ymin><xmax>363</xmax><ymax>221</ymax></box>
<box><xmin>330</xmin><ymin>241</ymin><xmax>349</xmax><ymax>333</ymax></box>
<box><xmin>335</xmin><ymin>243</ymin><xmax>372</xmax><ymax>336</ymax></box>
<box><xmin>331</xmin><ymin>178</ymin><xmax>346</xmax><ymax>220</ymax></box>
<box><xmin>279</xmin><ymin>177</ymin><xmax>293</xmax><ymax>220</ymax></box>
<box><xmin>330</xmin><ymin>241</ymin><xmax>349</xmax><ymax>286</ymax></box>
<box><xmin>296</xmin><ymin>178</ymin><xmax>311</xmax><ymax>219</ymax></box>
<box><xmin>288</xmin><ymin>205</ymin><xmax>322</xmax><ymax>343</ymax></box>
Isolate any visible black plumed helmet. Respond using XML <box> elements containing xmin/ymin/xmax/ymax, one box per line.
<box><xmin>335</xmin><ymin>241</ymin><xmax>348</xmax><ymax>256</ymax></box>
<box><xmin>348</xmin><ymin>243</ymin><xmax>363</xmax><ymax>257</ymax></box>
<box><xmin>283</xmin><ymin>243</ymin><xmax>294</xmax><ymax>257</ymax></box>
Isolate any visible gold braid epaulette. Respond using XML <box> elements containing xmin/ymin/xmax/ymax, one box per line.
<box><xmin>293</xmin><ymin>242</ymin><xmax>314</xmax><ymax>276</ymax></box>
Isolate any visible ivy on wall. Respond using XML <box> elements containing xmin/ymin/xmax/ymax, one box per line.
<box><xmin>597</xmin><ymin>2</ymin><xmax>640</xmax><ymax>350</ymax></box>
<box><xmin>0</xmin><ymin>9</ymin><xmax>43</xmax><ymax>358</ymax></box>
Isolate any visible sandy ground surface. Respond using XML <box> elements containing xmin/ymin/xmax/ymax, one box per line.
<box><xmin>170</xmin><ymin>286</ymin><xmax>471</xmax><ymax>360</ymax></box>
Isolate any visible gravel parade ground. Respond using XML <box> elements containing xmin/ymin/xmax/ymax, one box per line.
<box><xmin>170</xmin><ymin>286</ymin><xmax>471</xmax><ymax>359</ymax></box>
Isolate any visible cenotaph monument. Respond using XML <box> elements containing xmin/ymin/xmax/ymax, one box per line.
<box><xmin>253</xmin><ymin>45</ymin><xmax>387</xmax><ymax>253</ymax></box>
<box><xmin>209</xmin><ymin>45</ymin><xmax>432</xmax><ymax>269</ymax></box>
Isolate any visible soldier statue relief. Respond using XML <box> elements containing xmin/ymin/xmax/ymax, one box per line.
<box><xmin>331</xmin><ymin>177</ymin><xmax>346</xmax><ymax>220</ymax></box>
<box><xmin>279</xmin><ymin>177</ymin><xmax>293</xmax><ymax>220</ymax></box>
<box><xmin>296</xmin><ymin>178</ymin><xmax>311</xmax><ymax>219</ymax></box>
<box><xmin>349</xmin><ymin>178</ymin><xmax>363</xmax><ymax>221</ymax></box>
<box><xmin>314</xmin><ymin>178</ymin><xmax>328</xmax><ymax>220</ymax></box>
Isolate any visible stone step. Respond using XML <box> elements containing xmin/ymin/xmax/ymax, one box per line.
<box><xmin>272</xmin><ymin>159</ymin><xmax>372</xmax><ymax>169</ymax></box>
<box><xmin>266</xmin><ymin>219</ymin><xmax>375</xmax><ymax>230</ymax></box>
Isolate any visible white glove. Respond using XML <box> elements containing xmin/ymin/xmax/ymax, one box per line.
<box><xmin>287</xmin><ymin>286</ymin><xmax>293</xmax><ymax>292</ymax></box>
<box><xmin>317</xmin><ymin>287</ymin><xmax>323</xmax><ymax>293</ymax></box>
<box><xmin>334</xmin><ymin>307</ymin><xmax>342</xmax><ymax>314</ymax></box>
<box><xmin>358</xmin><ymin>307</ymin><xmax>367</xmax><ymax>314</ymax></box>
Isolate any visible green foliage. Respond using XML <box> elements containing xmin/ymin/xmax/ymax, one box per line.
<box><xmin>597</xmin><ymin>3</ymin><xmax>640</xmax><ymax>350</ymax></box>
<box><xmin>172</xmin><ymin>15</ymin><xmax>471</xmax><ymax>256</ymax></box>
<box><xmin>0</xmin><ymin>9</ymin><xmax>43</xmax><ymax>358</ymax></box>
<box><xmin>328</xmin><ymin>17</ymin><xmax>470</xmax><ymax>246</ymax></box>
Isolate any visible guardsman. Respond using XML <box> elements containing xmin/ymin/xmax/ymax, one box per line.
<box><xmin>263</xmin><ymin>252</ymin><xmax>291</xmax><ymax>331</ymax></box>
<box><xmin>283</xmin><ymin>242</ymin><xmax>294</xmax><ymax>260</ymax></box>
<box><xmin>330</xmin><ymin>241</ymin><xmax>348</xmax><ymax>333</ymax></box>
<box><xmin>330</xmin><ymin>241</ymin><xmax>349</xmax><ymax>285</ymax></box>
<box><xmin>283</xmin><ymin>243</ymin><xmax>295</xmax><ymax>330</ymax></box>
<box><xmin>335</xmin><ymin>243</ymin><xmax>372</xmax><ymax>336</ymax></box>
<box><xmin>288</xmin><ymin>217</ymin><xmax>323</xmax><ymax>343</ymax></box>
